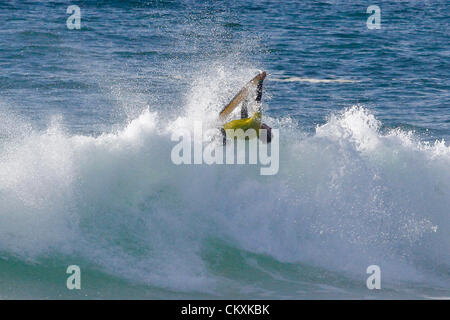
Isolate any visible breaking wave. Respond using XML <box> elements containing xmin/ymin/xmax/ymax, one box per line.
<box><xmin>0</xmin><ymin>86</ymin><xmax>449</xmax><ymax>298</ymax></box>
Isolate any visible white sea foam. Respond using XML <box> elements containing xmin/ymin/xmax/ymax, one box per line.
<box><xmin>0</xmin><ymin>86</ymin><xmax>449</xmax><ymax>295</ymax></box>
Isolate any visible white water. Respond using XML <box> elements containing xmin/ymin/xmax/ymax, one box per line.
<box><xmin>0</xmin><ymin>88</ymin><xmax>449</xmax><ymax>297</ymax></box>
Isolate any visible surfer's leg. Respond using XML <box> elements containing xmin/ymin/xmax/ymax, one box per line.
<box><xmin>260</xmin><ymin>123</ymin><xmax>272</xmax><ymax>144</ymax></box>
<box><xmin>220</xmin><ymin>128</ymin><xmax>227</xmax><ymax>145</ymax></box>
<box><xmin>256</xmin><ymin>80</ymin><xmax>263</xmax><ymax>103</ymax></box>
<box><xmin>241</xmin><ymin>100</ymin><xmax>248</xmax><ymax>119</ymax></box>
<box><xmin>254</xmin><ymin>78</ymin><xmax>264</xmax><ymax>113</ymax></box>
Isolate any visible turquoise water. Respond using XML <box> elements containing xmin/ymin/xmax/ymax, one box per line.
<box><xmin>0</xmin><ymin>0</ymin><xmax>449</xmax><ymax>299</ymax></box>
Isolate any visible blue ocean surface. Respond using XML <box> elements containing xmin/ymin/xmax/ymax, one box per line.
<box><xmin>0</xmin><ymin>0</ymin><xmax>449</xmax><ymax>299</ymax></box>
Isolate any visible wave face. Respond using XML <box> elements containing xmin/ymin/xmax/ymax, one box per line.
<box><xmin>1</xmin><ymin>99</ymin><xmax>449</xmax><ymax>298</ymax></box>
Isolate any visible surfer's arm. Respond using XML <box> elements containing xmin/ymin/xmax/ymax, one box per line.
<box><xmin>255</xmin><ymin>75</ymin><xmax>272</xmax><ymax>143</ymax></box>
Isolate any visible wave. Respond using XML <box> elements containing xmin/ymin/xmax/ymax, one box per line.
<box><xmin>0</xmin><ymin>89</ymin><xmax>449</xmax><ymax>297</ymax></box>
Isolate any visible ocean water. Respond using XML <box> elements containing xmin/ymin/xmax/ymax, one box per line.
<box><xmin>0</xmin><ymin>0</ymin><xmax>449</xmax><ymax>299</ymax></box>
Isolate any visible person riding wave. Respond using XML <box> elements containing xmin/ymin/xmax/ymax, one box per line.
<box><xmin>221</xmin><ymin>71</ymin><xmax>272</xmax><ymax>144</ymax></box>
